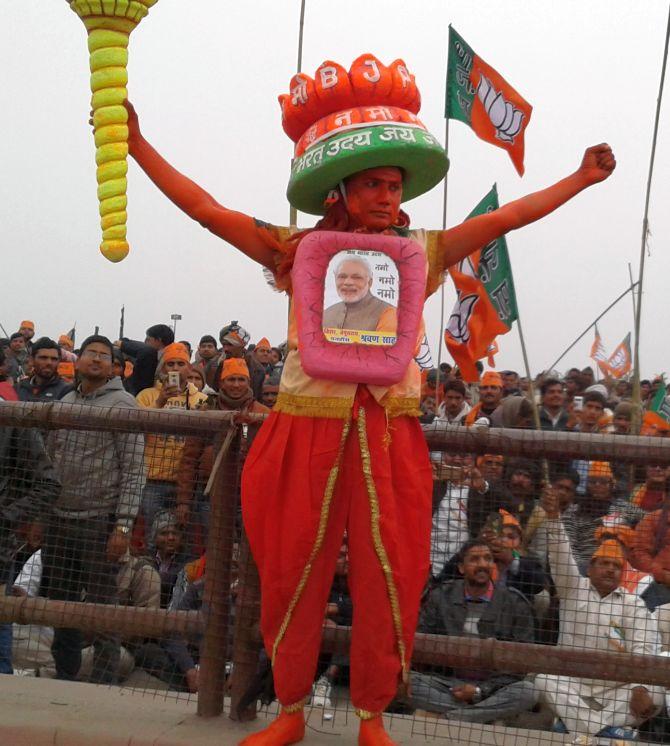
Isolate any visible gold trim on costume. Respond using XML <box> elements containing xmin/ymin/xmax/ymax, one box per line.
<box><xmin>282</xmin><ymin>698</ymin><xmax>307</xmax><ymax>714</ymax></box>
<box><xmin>356</xmin><ymin>408</ymin><xmax>409</xmax><ymax>683</ymax></box>
<box><xmin>271</xmin><ymin>418</ymin><xmax>352</xmax><ymax>666</ymax></box>
<box><xmin>275</xmin><ymin>392</ymin><xmax>354</xmax><ymax>419</ymax></box>
<box><xmin>355</xmin><ymin>709</ymin><xmax>381</xmax><ymax>720</ymax></box>
<box><xmin>424</xmin><ymin>229</ymin><xmax>447</xmax><ymax>298</ymax></box>
<box><xmin>382</xmin><ymin>396</ymin><xmax>421</xmax><ymax>419</ymax></box>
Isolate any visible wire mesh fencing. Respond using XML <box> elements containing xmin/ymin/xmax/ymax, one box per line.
<box><xmin>3</xmin><ymin>401</ymin><xmax>670</xmax><ymax>744</ymax></box>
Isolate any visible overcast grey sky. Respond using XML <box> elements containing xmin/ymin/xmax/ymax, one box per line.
<box><xmin>3</xmin><ymin>1</ymin><xmax>669</xmax><ymax>377</ymax></box>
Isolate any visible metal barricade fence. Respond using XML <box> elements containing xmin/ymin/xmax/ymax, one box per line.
<box><xmin>2</xmin><ymin>401</ymin><xmax>670</xmax><ymax>742</ymax></box>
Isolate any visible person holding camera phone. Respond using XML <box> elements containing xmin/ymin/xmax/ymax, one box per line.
<box><xmin>136</xmin><ymin>343</ymin><xmax>207</xmax><ymax>549</ymax></box>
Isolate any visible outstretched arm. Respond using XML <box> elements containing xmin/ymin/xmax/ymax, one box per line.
<box><xmin>438</xmin><ymin>144</ymin><xmax>616</xmax><ymax>267</ymax></box>
<box><xmin>125</xmin><ymin>103</ymin><xmax>277</xmax><ymax>269</ymax></box>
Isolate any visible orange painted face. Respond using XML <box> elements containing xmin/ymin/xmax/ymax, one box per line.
<box><xmin>344</xmin><ymin>166</ymin><xmax>403</xmax><ymax>231</ymax></box>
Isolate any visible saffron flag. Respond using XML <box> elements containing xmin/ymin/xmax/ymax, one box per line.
<box><xmin>643</xmin><ymin>380</ymin><xmax>670</xmax><ymax>435</ymax></box>
<box><xmin>605</xmin><ymin>333</ymin><xmax>632</xmax><ymax>380</ymax></box>
<box><xmin>590</xmin><ymin>329</ymin><xmax>632</xmax><ymax>379</ymax></box>
<box><xmin>446</xmin><ymin>26</ymin><xmax>533</xmax><ymax>176</ymax></box>
<box><xmin>445</xmin><ymin>185</ymin><xmax>518</xmax><ymax>382</ymax></box>
<box><xmin>590</xmin><ymin>326</ymin><xmax>609</xmax><ymax>376</ymax></box>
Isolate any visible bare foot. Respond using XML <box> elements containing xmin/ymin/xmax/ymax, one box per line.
<box><xmin>238</xmin><ymin>709</ymin><xmax>306</xmax><ymax>746</ymax></box>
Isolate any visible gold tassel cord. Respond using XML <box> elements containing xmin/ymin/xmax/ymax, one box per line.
<box><xmin>356</xmin><ymin>408</ymin><xmax>408</xmax><ymax>683</ymax></box>
<box><xmin>270</xmin><ymin>418</ymin><xmax>352</xmax><ymax>666</ymax></box>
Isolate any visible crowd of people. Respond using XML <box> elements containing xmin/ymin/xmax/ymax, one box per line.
<box><xmin>1</xmin><ymin>318</ymin><xmax>670</xmax><ymax>744</ymax></box>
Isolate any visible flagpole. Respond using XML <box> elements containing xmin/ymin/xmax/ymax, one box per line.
<box><xmin>546</xmin><ymin>283</ymin><xmax>639</xmax><ymax>373</ymax></box>
<box><xmin>628</xmin><ymin>263</ymin><xmax>637</xmax><ymax>330</ymax></box>
<box><xmin>288</xmin><ymin>0</ymin><xmax>306</xmax><ymax>229</ymax></box>
<box><xmin>632</xmin><ymin>2</ymin><xmax>670</xmax><ymax>430</ymax></box>
<box><xmin>435</xmin><ymin>115</ymin><xmax>451</xmax><ymax>408</ymax></box>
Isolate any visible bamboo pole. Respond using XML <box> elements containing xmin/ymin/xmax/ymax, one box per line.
<box><xmin>632</xmin><ymin>3</ymin><xmax>670</xmax><ymax>432</ymax></box>
<box><xmin>0</xmin><ymin>595</ymin><xmax>202</xmax><ymax>638</ymax></box>
<box><xmin>435</xmin><ymin>115</ymin><xmax>451</xmax><ymax>410</ymax></box>
<box><xmin>0</xmin><ymin>400</ymin><xmax>266</xmax><ymax>436</ymax></box>
<box><xmin>198</xmin><ymin>428</ymin><xmax>240</xmax><ymax>718</ymax></box>
<box><xmin>546</xmin><ymin>282</ymin><xmax>638</xmax><ymax>373</ymax></box>
<box><xmin>288</xmin><ymin>0</ymin><xmax>306</xmax><ymax>229</ymax></box>
<box><xmin>318</xmin><ymin>628</ymin><xmax>670</xmax><ymax>689</ymax></box>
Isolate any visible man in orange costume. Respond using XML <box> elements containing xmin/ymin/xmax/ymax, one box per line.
<box><xmin>123</xmin><ymin>53</ymin><xmax>615</xmax><ymax>746</ymax></box>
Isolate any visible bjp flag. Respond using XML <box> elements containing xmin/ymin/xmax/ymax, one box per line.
<box><xmin>445</xmin><ymin>186</ymin><xmax>518</xmax><ymax>382</ymax></box>
<box><xmin>446</xmin><ymin>26</ymin><xmax>532</xmax><ymax>176</ymax></box>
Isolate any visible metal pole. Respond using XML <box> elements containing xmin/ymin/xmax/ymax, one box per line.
<box><xmin>632</xmin><ymin>3</ymin><xmax>670</xmax><ymax>431</ymax></box>
<box><xmin>198</xmin><ymin>427</ymin><xmax>239</xmax><ymax>717</ymax></box>
<box><xmin>546</xmin><ymin>283</ymin><xmax>638</xmax><ymax>373</ymax></box>
<box><xmin>288</xmin><ymin>0</ymin><xmax>306</xmax><ymax>229</ymax></box>
<box><xmin>435</xmin><ymin>116</ymin><xmax>451</xmax><ymax>409</ymax></box>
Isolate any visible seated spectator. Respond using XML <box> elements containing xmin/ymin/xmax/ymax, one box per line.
<box><xmin>524</xmin><ymin>468</ymin><xmax>580</xmax><ymax>568</ymax></box>
<box><xmin>436</xmin><ymin>379</ymin><xmax>470</xmax><ymax>424</ymax></box>
<box><xmin>311</xmin><ymin>542</ymin><xmax>352</xmax><ymax>709</ymax></box>
<box><xmin>112</xmin><ymin>349</ymin><xmax>126</xmax><ymax>382</ymax></box>
<box><xmin>464</xmin><ymin>372</ymin><xmax>504</xmax><ymax>426</ymax></box>
<box><xmin>137</xmin><ymin>342</ymin><xmax>208</xmax><ymax>547</ymax></box>
<box><xmin>630</xmin><ymin>463</ymin><xmax>670</xmax><ymax>513</ymax></box>
<box><xmin>134</xmin><ymin>554</ymin><xmax>206</xmax><ymax>693</ymax></box>
<box><xmin>118</xmin><ymin>323</ymin><xmax>174</xmax><ymax>396</ymax></box>
<box><xmin>419</xmin><ymin>395</ymin><xmax>437</xmax><ymax>424</ymax></box>
<box><xmin>630</xmin><ymin>494</ymin><xmax>670</xmax><ymax>613</ymax></box>
<box><xmin>16</xmin><ymin>337</ymin><xmax>73</xmax><ymax>402</ymax></box>
<box><xmin>194</xmin><ymin>334</ymin><xmax>219</xmax><ymax>371</ymax></box>
<box><xmin>431</xmin><ymin>453</ymin><xmax>483</xmax><ymax>577</ymax></box>
<box><xmin>253</xmin><ymin>337</ymin><xmax>274</xmax><ymax>373</ymax></box>
<box><xmin>535</xmin><ymin>485</ymin><xmax>662</xmax><ymax>740</ymax></box>
<box><xmin>501</xmin><ymin>458</ymin><xmax>539</xmax><ymax>529</ymax></box>
<box><xmin>539</xmin><ymin>377</ymin><xmax>569</xmax><ymax>431</ymax></box>
<box><xmin>269</xmin><ymin>347</ymin><xmax>283</xmax><ymax>368</ymax></box>
<box><xmin>466</xmin><ymin>455</ymin><xmax>514</xmax><ymax>539</ymax></box>
<box><xmin>564</xmin><ymin>461</ymin><xmax>637</xmax><ymax>574</ymax></box>
<box><xmin>410</xmin><ymin>539</ymin><xmax>536</xmax><ymax>723</ymax></box>
<box><xmin>150</xmin><ymin>511</ymin><xmax>191</xmax><ymax>608</ymax></box>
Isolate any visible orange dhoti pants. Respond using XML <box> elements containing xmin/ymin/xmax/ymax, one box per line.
<box><xmin>241</xmin><ymin>388</ymin><xmax>432</xmax><ymax>714</ymax></box>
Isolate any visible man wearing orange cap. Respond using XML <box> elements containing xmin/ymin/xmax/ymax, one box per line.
<box><xmin>465</xmin><ymin>371</ymin><xmax>504</xmax><ymax>426</ymax></box>
<box><xmin>18</xmin><ymin>320</ymin><xmax>35</xmax><ymax>352</ymax></box>
<box><xmin>125</xmin><ymin>49</ymin><xmax>616</xmax><ymax>744</ymax></box>
<box><xmin>536</xmin><ymin>486</ymin><xmax>662</xmax><ymax>740</ymax></box>
<box><xmin>176</xmin><ymin>358</ymin><xmax>269</xmax><ymax>536</ymax></box>
<box><xmin>253</xmin><ymin>338</ymin><xmax>273</xmax><ymax>368</ymax></box>
<box><xmin>137</xmin><ymin>343</ymin><xmax>207</xmax><ymax>547</ymax></box>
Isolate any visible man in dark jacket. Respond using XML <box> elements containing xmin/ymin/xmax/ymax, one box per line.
<box><xmin>0</xmin><ymin>420</ymin><xmax>60</xmax><ymax>673</ymax></box>
<box><xmin>539</xmin><ymin>377</ymin><xmax>570</xmax><ymax>431</ymax></box>
<box><xmin>410</xmin><ymin>539</ymin><xmax>537</xmax><ymax>722</ymax></box>
<box><xmin>16</xmin><ymin>337</ymin><xmax>73</xmax><ymax>402</ymax></box>
<box><xmin>117</xmin><ymin>323</ymin><xmax>174</xmax><ymax>396</ymax></box>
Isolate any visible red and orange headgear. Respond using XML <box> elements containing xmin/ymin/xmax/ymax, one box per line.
<box><xmin>279</xmin><ymin>54</ymin><xmax>448</xmax><ymax>215</ymax></box>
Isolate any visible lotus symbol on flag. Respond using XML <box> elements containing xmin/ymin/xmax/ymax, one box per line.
<box><xmin>447</xmin><ymin>294</ymin><xmax>478</xmax><ymax>343</ymax></box>
<box><xmin>477</xmin><ymin>75</ymin><xmax>524</xmax><ymax>143</ymax></box>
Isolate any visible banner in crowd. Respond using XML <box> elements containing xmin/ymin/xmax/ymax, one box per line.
<box><xmin>446</xmin><ymin>25</ymin><xmax>533</xmax><ymax>175</ymax></box>
<box><xmin>643</xmin><ymin>381</ymin><xmax>670</xmax><ymax>434</ymax></box>
<box><xmin>445</xmin><ymin>185</ymin><xmax>518</xmax><ymax>382</ymax></box>
<box><xmin>590</xmin><ymin>327</ymin><xmax>632</xmax><ymax>379</ymax></box>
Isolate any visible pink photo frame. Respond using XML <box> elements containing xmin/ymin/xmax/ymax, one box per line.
<box><xmin>292</xmin><ymin>231</ymin><xmax>427</xmax><ymax>387</ymax></box>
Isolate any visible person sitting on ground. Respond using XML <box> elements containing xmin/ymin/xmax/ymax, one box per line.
<box><xmin>436</xmin><ymin>378</ymin><xmax>470</xmax><ymax>424</ymax></box>
<box><xmin>149</xmin><ymin>511</ymin><xmax>192</xmax><ymax>608</ymax></box>
<box><xmin>630</xmin><ymin>463</ymin><xmax>670</xmax><ymax>514</ymax></box>
<box><xmin>117</xmin><ymin>323</ymin><xmax>174</xmax><ymax>396</ymax></box>
<box><xmin>430</xmin><ymin>453</ymin><xmax>484</xmax><ymax>578</ymax></box>
<box><xmin>186</xmin><ymin>365</ymin><xmax>207</xmax><ymax>392</ymax></box>
<box><xmin>16</xmin><ymin>337</ymin><xmax>73</xmax><ymax>402</ymax></box>
<box><xmin>501</xmin><ymin>370</ymin><xmax>522</xmax><ymax>398</ymax></box>
<box><xmin>410</xmin><ymin>539</ymin><xmax>537</xmax><ymax>723</ymax></box>
<box><xmin>0</xmin><ymin>347</ymin><xmax>18</xmax><ymax>401</ymax></box>
<box><xmin>466</xmin><ymin>454</ymin><xmax>507</xmax><ymax>538</ymax></box>
<box><xmin>464</xmin><ymin>371</ymin><xmax>504</xmax><ymax>426</ymax></box>
<box><xmin>534</xmin><ymin>484</ymin><xmax>662</xmax><ymax>741</ymax></box>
